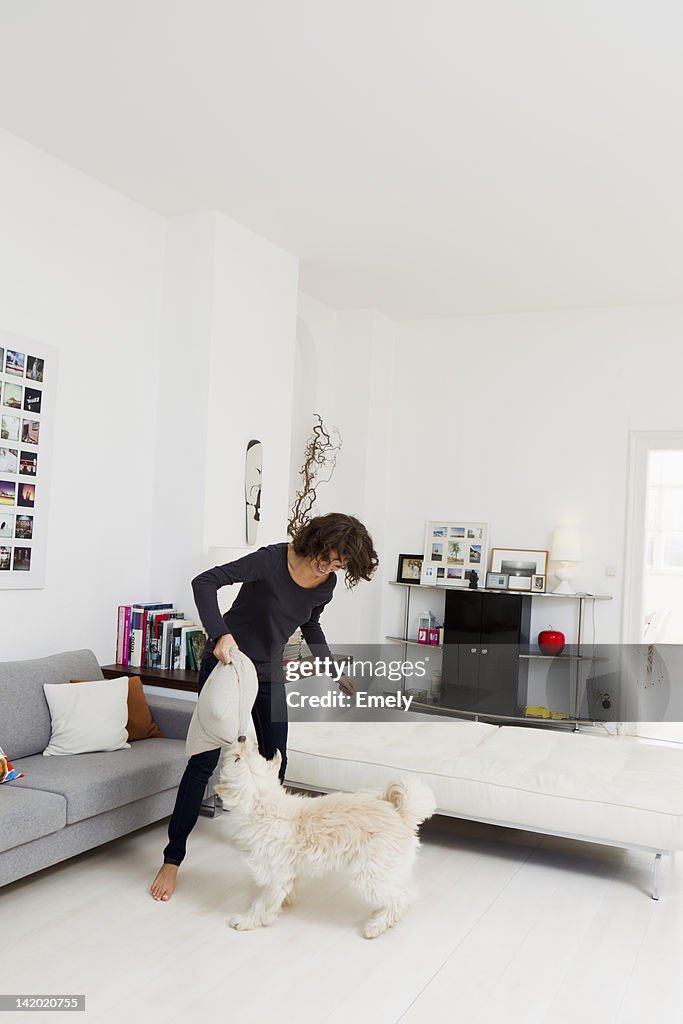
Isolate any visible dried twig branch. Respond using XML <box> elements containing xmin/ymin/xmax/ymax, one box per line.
<box><xmin>288</xmin><ymin>414</ymin><xmax>342</xmax><ymax>537</ymax></box>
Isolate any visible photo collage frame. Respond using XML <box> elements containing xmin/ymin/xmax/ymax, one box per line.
<box><xmin>420</xmin><ymin>520</ymin><xmax>489</xmax><ymax>588</ymax></box>
<box><xmin>0</xmin><ymin>331</ymin><xmax>55</xmax><ymax>589</ymax></box>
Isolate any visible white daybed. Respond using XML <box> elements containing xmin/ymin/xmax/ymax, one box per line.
<box><xmin>285</xmin><ymin>719</ymin><xmax>683</xmax><ymax>900</ymax></box>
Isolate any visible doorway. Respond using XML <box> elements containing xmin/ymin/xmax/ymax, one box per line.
<box><xmin>624</xmin><ymin>432</ymin><xmax>683</xmax><ymax>741</ymax></box>
<box><xmin>624</xmin><ymin>432</ymin><xmax>683</xmax><ymax>645</ymax></box>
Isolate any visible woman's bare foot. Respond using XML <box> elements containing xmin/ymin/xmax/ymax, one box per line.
<box><xmin>150</xmin><ymin>864</ymin><xmax>178</xmax><ymax>901</ymax></box>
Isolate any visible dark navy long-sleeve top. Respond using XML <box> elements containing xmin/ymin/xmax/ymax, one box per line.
<box><xmin>191</xmin><ymin>542</ymin><xmax>336</xmax><ymax>683</ymax></box>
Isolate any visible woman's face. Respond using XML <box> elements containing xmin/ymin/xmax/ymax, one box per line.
<box><xmin>311</xmin><ymin>549</ymin><xmax>347</xmax><ymax>577</ymax></box>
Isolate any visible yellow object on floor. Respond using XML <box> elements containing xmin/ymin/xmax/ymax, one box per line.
<box><xmin>523</xmin><ymin>705</ymin><xmax>569</xmax><ymax>720</ymax></box>
<box><xmin>524</xmin><ymin>705</ymin><xmax>551</xmax><ymax>718</ymax></box>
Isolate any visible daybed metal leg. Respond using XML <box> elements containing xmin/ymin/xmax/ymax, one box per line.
<box><xmin>652</xmin><ymin>852</ymin><xmax>662</xmax><ymax>901</ymax></box>
<box><xmin>199</xmin><ymin>794</ymin><xmax>218</xmax><ymax>818</ymax></box>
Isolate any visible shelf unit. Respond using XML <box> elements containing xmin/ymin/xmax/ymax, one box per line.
<box><xmin>101</xmin><ymin>663</ymin><xmax>199</xmax><ymax>693</ymax></box>
<box><xmin>388</xmin><ymin>582</ymin><xmax>611</xmax><ymax>727</ymax></box>
<box><xmin>385</xmin><ymin>634</ymin><xmax>444</xmax><ymax>649</ymax></box>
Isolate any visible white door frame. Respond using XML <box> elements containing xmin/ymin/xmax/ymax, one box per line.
<box><xmin>622</xmin><ymin>430</ymin><xmax>683</xmax><ymax>643</ymax></box>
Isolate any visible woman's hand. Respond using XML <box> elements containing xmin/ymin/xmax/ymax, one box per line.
<box><xmin>338</xmin><ymin>675</ymin><xmax>356</xmax><ymax>697</ymax></box>
<box><xmin>214</xmin><ymin>633</ymin><xmax>238</xmax><ymax>665</ymax></box>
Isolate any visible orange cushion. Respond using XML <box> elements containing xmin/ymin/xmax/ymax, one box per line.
<box><xmin>71</xmin><ymin>676</ymin><xmax>163</xmax><ymax>741</ymax></box>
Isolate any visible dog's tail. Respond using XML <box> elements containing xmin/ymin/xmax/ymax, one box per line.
<box><xmin>382</xmin><ymin>778</ymin><xmax>436</xmax><ymax>829</ymax></box>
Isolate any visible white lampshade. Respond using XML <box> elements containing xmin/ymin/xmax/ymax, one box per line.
<box><xmin>551</xmin><ymin>527</ymin><xmax>581</xmax><ymax>563</ymax></box>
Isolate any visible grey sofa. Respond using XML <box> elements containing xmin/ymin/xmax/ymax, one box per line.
<box><xmin>0</xmin><ymin>649</ymin><xmax>213</xmax><ymax>888</ymax></box>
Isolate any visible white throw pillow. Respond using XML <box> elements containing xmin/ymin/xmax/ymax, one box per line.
<box><xmin>42</xmin><ymin>677</ymin><xmax>131</xmax><ymax>756</ymax></box>
<box><xmin>186</xmin><ymin>650</ymin><xmax>258</xmax><ymax>757</ymax></box>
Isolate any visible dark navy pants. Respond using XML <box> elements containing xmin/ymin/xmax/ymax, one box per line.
<box><xmin>163</xmin><ymin>653</ymin><xmax>288</xmax><ymax>865</ymax></box>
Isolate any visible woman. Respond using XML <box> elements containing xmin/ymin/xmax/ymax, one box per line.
<box><xmin>150</xmin><ymin>512</ymin><xmax>378</xmax><ymax>901</ymax></box>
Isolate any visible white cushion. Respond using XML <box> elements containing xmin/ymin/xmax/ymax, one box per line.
<box><xmin>286</xmin><ymin>720</ymin><xmax>683</xmax><ymax>852</ymax></box>
<box><xmin>42</xmin><ymin>677</ymin><xmax>130</xmax><ymax>756</ymax></box>
<box><xmin>186</xmin><ymin>650</ymin><xmax>258</xmax><ymax>757</ymax></box>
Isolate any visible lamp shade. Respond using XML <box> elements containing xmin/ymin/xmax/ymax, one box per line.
<box><xmin>551</xmin><ymin>527</ymin><xmax>581</xmax><ymax>563</ymax></box>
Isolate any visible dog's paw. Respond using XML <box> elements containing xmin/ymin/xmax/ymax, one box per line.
<box><xmin>362</xmin><ymin>914</ymin><xmax>390</xmax><ymax>939</ymax></box>
<box><xmin>229</xmin><ymin>913</ymin><xmax>257</xmax><ymax>931</ymax></box>
<box><xmin>283</xmin><ymin>887</ymin><xmax>298</xmax><ymax>908</ymax></box>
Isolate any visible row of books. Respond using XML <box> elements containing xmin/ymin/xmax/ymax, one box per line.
<box><xmin>283</xmin><ymin>630</ymin><xmax>305</xmax><ymax>665</ymax></box>
<box><xmin>116</xmin><ymin>603</ymin><xmax>207</xmax><ymax>672</ymax></box>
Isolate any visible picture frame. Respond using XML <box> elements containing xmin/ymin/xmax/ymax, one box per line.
<box><xmin>508</xmin><ymin>575</ymin><xmax>532</xmax><ymax>591</ymax></box>
<box><xmin>486</xmin><ymin>571</ymin><xmax>509</xmax><ymax>590</ymax></box>
<box><xmin>421</xmin><ymin>520</ymin><xmax>489</xmax><ymax>588</ymax></box>
<box><xmin>489</xmin><ymin>548</ymin><xmax>548</xmax><ymax>585</ymax></box>
<box><xmin>420</xmin><ymin>563</ymin><xmax>438</xmax><ymax>585</ymax></box>
<box><xmin>0</xmin><ymin>329</ymin><xmax>56</xmax><ymax>591</ymax></box>
<box><xmin>532</xmin><ymin>573</ymin><xmax>546</xmax><ymax>593</ymax></box>
<box><xmin>396</xmin><ymin>553</ymin><xmax>424</xmax><ymax>584</ymax></box>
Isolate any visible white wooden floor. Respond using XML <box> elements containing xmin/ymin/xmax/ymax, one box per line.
<box><xmin>2</xmin><ymin>810</ymin><xmax>682</xmax><ymax>1024</ymax></box>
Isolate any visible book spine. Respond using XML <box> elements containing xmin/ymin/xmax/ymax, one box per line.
<box><xmin>161</xmin><ymin>621</ymin><xmax>170</xmax><ymax>669</ymax></box>
<box><xmin>122</xmin><ymin>606</ymin><xmax>132</xmax><ymax>666</ymax></box>
<box><xmin>162</xmin><ymin>617</ymin><xmax>177</xmax><ymax>669</ymax></box>
<box><xmin>116</xmin><ymin>606</ymin><xmax>126</xmax><ymax>664</ymax></box>
<box><xmin>148</xmin><ymin>614</ymin><xmax>158</xmax><ymax>669</ymax></box>
<box><xmin>190</xmin><ymin>632</ymin><xmax>206</xmax><ymax>673</ymax></box>
<box><xmin>141</xmin><ymin>609</ymin><xmax>150</xmax><ymax>668</ymax></box>
<box><xmin>179</xmin><ymin>627</ymin><xmax>195</xmax><ymax>670</ymax></box>
<box><xmin>130</xmin><ymin>610</ymin><xmax>143</xmax><ymax>668</ymax></box>
<box><xmin>150</xmin><ymin>613</ymin><xmax>168</xmax><ymax>669</ymax></box>
<box><xmin>172</xmin><ymin>627</ymin><xmax>181</xmax><ymax>670</ymax></box>
<box><xmin>186</xmin><ymin>634</ymin><xmax>196</xmax><ymax>672</ymax></box>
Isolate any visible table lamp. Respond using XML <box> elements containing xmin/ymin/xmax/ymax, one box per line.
<box><xmin>551</xmin><ymin>527</ymin><xmax>581</xmax><ymax>595</ymax></box>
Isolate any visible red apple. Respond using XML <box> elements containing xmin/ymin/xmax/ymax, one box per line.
<box><xmin>538</xmin><ymin>628</ymin><xmax>565</xmax><ymax>656</ymax></box>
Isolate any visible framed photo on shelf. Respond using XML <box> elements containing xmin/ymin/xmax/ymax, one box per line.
<box><xmin>486</xmin><ymin>571</ymin><xmax>508</xmax><ymax>590</ymax></box>
<box><xmin>420</xmin><ymin>563</ymin><xmax>438</xmax><ymax>585</ymax></box>
<box><xmin>421</xmin><ymin>520</ymin><xmax>488</xmax><ymax>588</ymax></box>
<box><xmin>508</xmin><ymin>575</ymin><xmax>532</xmax><ymax>591</ymax></box>
<box><xmin>489</xmin><ymin>548</ymin><xmax>548</xmax><ymax>588</ymax></box>
<box><xmin>396</xmin><ymin>553</ymin><xmax>424</xmax><ymax>584</ymax></box>
<box><xmin>532</xmin><ymin>573</ymin><xmax>546</xmax><ymax>592</ymax></box>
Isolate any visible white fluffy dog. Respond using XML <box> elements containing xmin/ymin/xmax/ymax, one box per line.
<box><xmin>215</xmin><ymin>735</ymin><xmax>436</xmax><ymax>938</ymax></box>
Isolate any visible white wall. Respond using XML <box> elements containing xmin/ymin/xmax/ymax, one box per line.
<box><xmin>383</xmin><ymin>304</ymin><xmax>683</xmax><ymax>649</ymax></box>
<box><xmin>149</xmin><ymin>212</ymin><xmax>215</xmax><ymax>622</ymax></box>
<box><xmin>204</xmin><ymin>215</ymin><xmax>299</xmax><ymax>556</ymax></box>
<box><xmin>3</xmin><ymin>118</ymin><xmax>681</xmax><ymax>704</ymax></box>
<box><xmin>145</xmin><ymin>209</ymin><xmax>301</xmax><ymax>629</ymax></box>
<box><xmin>0</xmin><ymin>133</ymin><xmax>303</xmax><ymax>667</ymax></box>
<box><xmin>0</xmin><ymin>128</ymin><xmax>165</xmax><ymax>662</ymax></box>
<box><xmin>150</xmin><ymin>210</ymin><xmax>301</xmax><ymax>628</ymax></box>
<box><xmin>292</xmin><ymin>298</ymin><xmax>397</xmax><ymax>648</ymax></box>
<box><xmin>289</xmin><ymin>296</ymin><xmax>333</xmax><ymax>513</ymax></box>
<box><xmin>296</xmin><ymin>297</ymin><xmax>683</xmax><ymax>728</ymax></box>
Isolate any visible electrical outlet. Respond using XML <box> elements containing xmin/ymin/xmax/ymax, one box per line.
<box><xmin>605</xmin><ymin>566</ymin><xmax>616</xmax><ymax>577</ymax></box>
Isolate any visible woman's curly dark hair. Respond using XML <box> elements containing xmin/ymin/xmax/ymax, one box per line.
<box><xmin>291</xmin><ymin>513</ymin><xmax>379</xmax><ymax>588</ymax></box>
